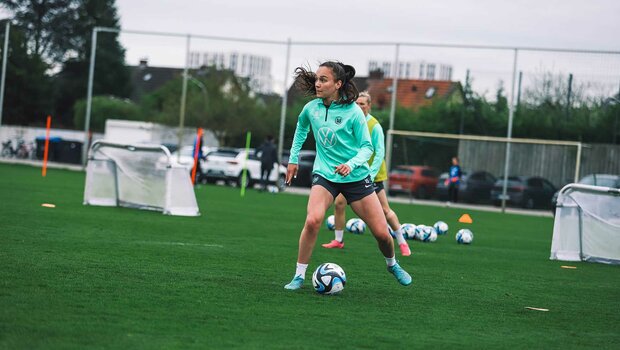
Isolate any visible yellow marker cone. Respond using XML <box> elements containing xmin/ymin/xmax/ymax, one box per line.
<box><xmin>458</xmin><ymin>214</ymin><xmax>473</xmax><ymax>224</ymax></box>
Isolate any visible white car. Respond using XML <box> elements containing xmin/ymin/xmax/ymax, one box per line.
<box><xmin>169</xmin><ymin>145</ymin><xmax>212</xmax><ymax>173</ymax></box>
<box><xmin>204</xmin><ymin>148</ymin><xmax>287</xmax><ymax>190</ymax></box>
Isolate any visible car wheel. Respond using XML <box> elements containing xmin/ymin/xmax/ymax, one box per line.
<box><xmin>236</xmin><ymin>172</ymin><xmax>251</xmax><ymax>188</ymax></box>
<box><xmin>416</xmin><ymin>186</ymin><xmax>427</xmax><ymax>199</ymax></box>
<box><xmin>524</xmin><ymin>196</ymin><xmax>535</xmax><ymax>209</ymax></box>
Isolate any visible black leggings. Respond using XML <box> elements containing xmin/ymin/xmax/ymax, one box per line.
<box><xmin>448</xmin><ymin>183</ymin><xmax>459</xmax><ymax>203</ymax></box>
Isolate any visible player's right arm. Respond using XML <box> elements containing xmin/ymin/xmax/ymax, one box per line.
<box><xmin>286</xmin><ymin>104</ymin><xmax>311</xmax><ymax>185</ymax></box>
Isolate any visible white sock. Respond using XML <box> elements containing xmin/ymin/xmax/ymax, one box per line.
<box><xmin>334</xmin><ymin>230</ymin><xmax>344</xmax><ymax>242</ymax></box>
<box><xmin>295</xmin><ymin>263</ymin><xmax>308</xmax><ymax>279</ymax></box>
<box><xmin>394</xmin><ymin>228</ymin><xmax>407</xmax><ymax>245</ymax></box>
<box><xmin>385</xmin><ymin>256</ymin><xmax>397</xmax><ymax>267</ymax></box>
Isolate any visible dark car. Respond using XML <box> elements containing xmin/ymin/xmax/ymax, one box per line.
<box><xmin>435</xmin><ymin>170</ymin><xmax>497</xmax><ymax>203</ymax></box>
<box><xmin>551</xmin><ymin>174</ymin><xmax>620</xmax><ymax>213</ymax></box>
<box><xmin>280</xmin><ymin>150</ymin><xmax>316</xmax><ymax>187</ymax></box>
<box><xmin>491</xmin><ymin>176</ymin><xmax>557</xmax><ymax>209</ymax></box>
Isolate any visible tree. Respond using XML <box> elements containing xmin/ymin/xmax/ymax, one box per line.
<box><xmin>0</xmin><ymin>20</ymin><xmax>52</xmax><ymax>126</ymax></box>
<box><xmin>140</xmin><ymin>66</ymin><xmax>282</xmax><ymax>147</ymax></box>
<box><xmin>57</xmin><ymin>0</ymin><xmax>131</xmax><ymax>129</ymax></box>
<box><xmin>72</xmin><ymin>95</ymin><xmax>141</xmax><ymax>131</ymax></box>
<box><xmin>0</xmin><ymin>0</ymin><xmax>78</xmax><ymax>63</ymax></box>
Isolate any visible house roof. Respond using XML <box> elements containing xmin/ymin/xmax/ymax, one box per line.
<box><xmin>128</xmin><ymin>63</ymin><xmax>183</xmax><ymax>102</ymax></box>
<box><xmin>366</xmin><ymin>78</ymin><xmax>463</xmax><ymax>110</ymax></box>
<box><xmin>286</xmin><ymin>75</ymin><xmax>462</xmax><ymax>110</ymax></box>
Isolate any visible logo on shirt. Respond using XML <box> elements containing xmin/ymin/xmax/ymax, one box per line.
<box><xmin>335</xmin><ymin>116</ymin><xmax>342</xmax><ymax>125</ymax></box>
<box><xmin>318</xmin><ymin>127</ymin><xmax>337</xmax><ymax>148</ymax></box>
<box><xmin>313</xmin><ymin>110</ymin><xmax>320</xmax><ymax>118</ymax></box>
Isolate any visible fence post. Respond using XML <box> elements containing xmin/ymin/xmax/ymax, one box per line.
<box><xmin>277</xmin><ymin>38</ymin><xmax>291</xmax><ymax>165</ymax></box>
<box><xmin>0</xmin><ymin>21</ymin><xmax>10</xmax><ymax>132</ymax></box>
<box><xmin>501</xmin><ymin>48</ymin><xmax>519</xmax><ymax>213</ymax></box>
<box><xmin>385</xmin><ymin>43</ymin><xmax>400</xmax><ymax>190</ymax></box>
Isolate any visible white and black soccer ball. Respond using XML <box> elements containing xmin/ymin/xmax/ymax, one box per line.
<box><xmin>433</xmin><ymin>221</ymin><xmax>449</xmax><ymax>235</ymax></box>
<box><xmin>326</xmin><ymin>215</ymin><xmax>336</xmax><ymax>231</ymax></box>
<box><xmin>346</xmin><ymin>218</ymin><xmax>366</xmax><ymax>234</ymax></box>
<box><xmin>414</xmin><ymin>225</ymin><xmax>426</xmax><ymax>241</ymax></box>
<box><xmin>312</xmin><ymin>263</ymin><xmax>346</xmax><ymax>295</ymax></box>
<box><xmin>456</xmin><ymin>229</ymin><xmax>474</xmax><ymax>244</ymax></box>
<box><xmin>418</xmin><ymin>225</ymin><xmax>434</xmax><ymax>242</ymax></box>
<box><xmin>400</xmin><ymin>223</ymin><xmax>416</xmax><ymax>240</ymax></box>
<box><xmin>427</xmin><ymin>227</ymin><xmax>438</xmax><ymax>242</ymax></box>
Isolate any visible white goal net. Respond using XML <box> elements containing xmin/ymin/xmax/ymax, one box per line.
<box><xmin>551</xmin><ymin>184</ymin><xmax>620</xmax><ymax>264</ymax></box>
<box><xmin>83</xmin><ymin>141</ymin><xmax>199</xmax><ymax>216</ymax></box>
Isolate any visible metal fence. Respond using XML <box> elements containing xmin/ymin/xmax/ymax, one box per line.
<box><xmin>1</xmin><ymin>25</ymin><xmax>620</xmax><ymax>209</ymax></box>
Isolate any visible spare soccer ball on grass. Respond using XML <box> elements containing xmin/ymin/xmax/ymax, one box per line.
<box><xmin>433</xmin><ymin>221</ymin><xmax>449</xmax><ymax>235</ymax></box>
<box><xmin>417</xmin><ymin>225</ymin><xmax>436</xmax><ymax>242</ymax></box>
<box><xmin>400</xmin><ymin>223</ymin><xmax>416</xmax><ymax>240</ymax></box>
<box><xmin>326</xmin><ymin>215</ymin><xmax>335</xmax><ymax>231</ymax></box>
<box><xmin>312</xmin><ymin>263</ymin><xmax>346</xmax><ymax>295</ymax></box>
<box><xmin>346</xmin><ymin>218</ymin><xmax>366</xmax><ymax>234</ymax></box>
<box><xmin>456</xmin><ymin>229</ymin><xmax>474</xmax><ymax>244</ymax></box>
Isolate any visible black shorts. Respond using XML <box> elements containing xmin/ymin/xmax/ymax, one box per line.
<box><xmin>312</xmin><ymin>174</ymin><xmax>375</xmax><ymax>204</ymax></box>
<box><xmin>373</xmin><ymin>181</ymin><xmax>385</xmax><ymax>194</ymax></box>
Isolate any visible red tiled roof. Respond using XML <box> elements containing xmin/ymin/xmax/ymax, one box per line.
<box><xmin>366</xmin><ymin>79</ymin><xmax>462</xmax><ymax>110</ymax></box>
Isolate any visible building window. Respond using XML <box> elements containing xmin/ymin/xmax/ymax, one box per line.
<box><xmin>427</xmin><ymin>64</ymin><xmax>435</xmax><ymax>80</ymax></box>
<box><xmin>425</xmin><ymin>87</ymin><xmax>436</xmax><ymax>99</ymax></box>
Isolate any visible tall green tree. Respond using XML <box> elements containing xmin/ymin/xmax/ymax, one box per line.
<box><xmin>0</xmin><ymin>20</ymin><xmax>52</xmax><ymax>125</ymax></box>
<box><xmin>55</xmin><ymin>0</ymin><xmax>131</xmax><ymax>128</ymax></box>
<box><xmin>0</xmin><ymin>0</ymin><xmax>78</xmax><ymax>62</ymax></box>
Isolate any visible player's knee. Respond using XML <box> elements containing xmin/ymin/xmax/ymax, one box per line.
<box><xmin>305</xmin><ymin>215</ymin><xmax>323</xmax><ymax>231</ymax></box>
<box><xmin>334</xmin><ymin>197</ymin><xmax>346</xmax><ymax>212</ymax></box>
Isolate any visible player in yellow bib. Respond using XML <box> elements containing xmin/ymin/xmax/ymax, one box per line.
<box><xmin>322</xmin><ymin>91</ymin><xmax>412</xmax><ymax>256</ymax></box>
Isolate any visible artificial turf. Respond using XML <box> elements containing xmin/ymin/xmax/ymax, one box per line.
<box><xmin>0</xmin><ymin>163</ymin><xmax>619</xmax><ymax>349</ymax></box>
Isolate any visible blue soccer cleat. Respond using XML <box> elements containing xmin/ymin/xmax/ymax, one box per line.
<box><xmin>284</xmin><ymin>275</ymin><xmax>305</xmax><ymax>290</ymax></box>
<box><xmin>388</xmin><ymin>263</ymin><xmax>413</xmax><ymax>286</ymax></box>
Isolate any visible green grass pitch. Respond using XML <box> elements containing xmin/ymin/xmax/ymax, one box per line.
<box><xmin>1</xmin><ymin>163</ymin><xmax>619</xmax><ymax>349</ymax></box>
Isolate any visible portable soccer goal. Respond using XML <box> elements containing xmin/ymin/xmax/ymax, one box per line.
<box><xmin>83</xmin><ymin>141</ymin><xmax>200</xmax><ymax>216</ymax></box>
<box><xmin>550</xmin><ymin>183</ymin><xmax>620</xmax><ymax>264</ymax></box>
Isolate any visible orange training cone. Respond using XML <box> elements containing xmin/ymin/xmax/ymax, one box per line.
<box><xmin>458</xmin><ymin>214</ymin><xmax>473</xmax><ymax>224</ymax></box>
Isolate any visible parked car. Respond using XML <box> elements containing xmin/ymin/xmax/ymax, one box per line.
<box><xmin>491</xmin><ymin>176</ymin><xmax>556</xmax><ymax>209</ymax></box>
<box><xmin>203</xmin><ymin>148</ymin><xmax>287</xmax><ymax>190</ymax></box>
<box><xmin>435</xmin><ymin>171</ymin><xmax>497</xmax><ymax>203</ymax></box>
<box><xmin>551</xmin><ymin>174</ymin><xmax>620</xmax><ymax>213</ymax></box>
<box><xmin>169</xmin><ymin>145</ymin><xmax>211</xmax><ymax>174</ymax></box>
<box><xmin>388</xmin><ymin>165</ymin><xmax>439</xmax><ymax>198</ymax></box>
<box><xmin>280</xmin><ymin>150</ymin><xmax>316</xmax><ymax>187</ymax></box>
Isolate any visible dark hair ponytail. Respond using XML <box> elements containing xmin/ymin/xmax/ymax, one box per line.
<box><xmin>293</xmin><ymin>61</ymin><xmax>359</xmax><ymax>104</ymax></box>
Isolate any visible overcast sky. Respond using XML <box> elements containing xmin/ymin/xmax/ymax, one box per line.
<box><xmin>4</xmin><ymin>0</ymin><xmax>620</xmax><ymax>95</ymax></box>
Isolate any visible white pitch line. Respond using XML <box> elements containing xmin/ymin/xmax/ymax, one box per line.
<box><xmin>135</xmin><ymin>241</ymin><xmax>224</xmax><ymax>248</ymax></box>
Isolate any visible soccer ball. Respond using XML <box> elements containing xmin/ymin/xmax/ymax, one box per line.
<box><xmin>427</xmin><ymin>227</ymin><xmax>438</xmax><ymax>242</ymax></box>
<box><xmin>400</xmin><ymin>223</ymin><xmax>416</xmax><ymax>240</ymax></box>
<box><xmin>326</xmin><ymin>215</ymin><xmax>335</xmax><ymax>231</ymax></box>
<box><xmin>346</xmin><ymin>218</ymin><xmax>366</xmax><ymax>234</ymax></box>
<box><xmin>312</xmin><ymin>263</ymin><xmax>346</xmax><ymax>295</ymax></box>
<box><xmin>417</xmin><ymin>225</ymin><xmax>434</xmax><ymax>242</ymax></box>
<box><xmin>414</xmin><ymin>225</ymin><xmax>426</xmax><ymax>241</ymax></box>
<box><xmin>433</xmin><ymin>221</ymin><xmax>449</xmax><ymax>235</ymax></box>
<box><xmin>456</xmin><ymin>229</ymin><xmax>474</xmax><ymax>244</ymax></box>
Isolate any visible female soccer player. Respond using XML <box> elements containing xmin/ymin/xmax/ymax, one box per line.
<box><xmin>322</xmin><ymin>92</ymin><xmax>411</xmax><ymax>257</ymax></box>
<box><xmin>284</xmin><ymin>62</ymin><xmax>412</xmax><ymax>290</ymax></box>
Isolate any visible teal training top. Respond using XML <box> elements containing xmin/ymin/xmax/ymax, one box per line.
<box><xmin>289</xmin><ymin>98</ymin><xmax>374</xmax><ymax>183</ymax></box>
<box><xmin>366</xmin><ymin>114</ymin><xmax>385</xmax><ymax>181</ymax></box>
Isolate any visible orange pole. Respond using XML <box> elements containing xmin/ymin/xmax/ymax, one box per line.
<box><xmin>42</xmin><ymin>115</ymin><xmax>51</xmax><ymax>177</ymax></box>
<box><xmin>191</xmin><ymin>128</ymin><xmax>203</xmax><ymax>184</ymax></box>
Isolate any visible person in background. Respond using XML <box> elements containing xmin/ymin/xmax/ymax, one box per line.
<box><xmin>447</xmin><ymin>156</ymin><xmax>462</xmax><ymax>203</ymax></box>
<box><xmin>322</xmin><ymin>91</ymin><xmax>411</xmax><ymax>257</ymax></box>
<box><xmin>256</xmin><ymin>135</ymin><xmax>278</xmax><ymax>191</ymax></box>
